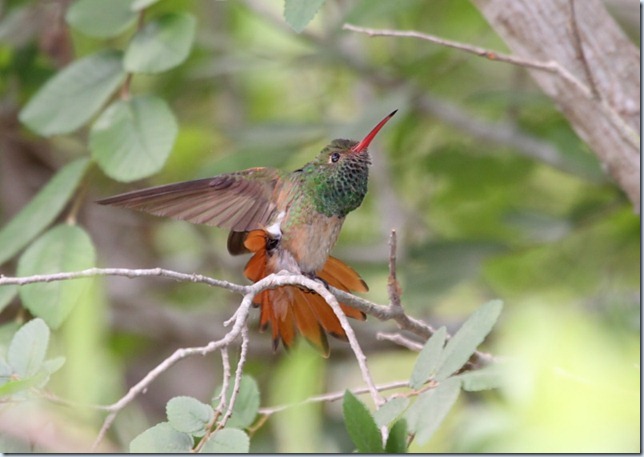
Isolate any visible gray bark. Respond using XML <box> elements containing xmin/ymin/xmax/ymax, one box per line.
<box><xmin>472</xmin><ymin>0</ymin><xmax>640</xmax><ymax>210</ymax></box>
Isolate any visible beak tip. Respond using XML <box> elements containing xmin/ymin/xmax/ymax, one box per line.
<box><xmin>351</xmin><ymin>109</ymin><xmax>398</xmax><ymax>153</ymax></box>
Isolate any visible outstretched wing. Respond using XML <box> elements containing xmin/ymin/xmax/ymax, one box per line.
<box><xmin>97</xmin><ymin>167</ymin><xmax>282</xmax><ymax>232</ymax></box>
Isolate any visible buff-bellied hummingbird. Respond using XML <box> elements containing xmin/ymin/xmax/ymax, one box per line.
<box><xmin>98</xmin><ymin>110</ymin><xmax>397</xmax><ymax>356</ymax></box>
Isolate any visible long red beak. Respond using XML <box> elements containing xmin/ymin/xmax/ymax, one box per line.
<box><xmin>351</xmin><ymin>109</ymin><xmax>397</xmax><ymax>153</ymax></box>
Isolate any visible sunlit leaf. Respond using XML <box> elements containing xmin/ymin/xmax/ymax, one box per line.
<box><xmin>7</xmin><ymin>318</ymin><xmax>49</xmax><ymax>379</ymax></box>
<box><xmin>124</xmin><ymin>12</ymin><xmax>196</xmax><ymax>73</ymax></box>
<box><xmin>0</xmin><ymin>158</ymin><xmax>89</xmax><ymax>266</ymax></box>
<box><xmin>66</xmin><ymin>0</ymin><xmax>137</xmax><ymax>38</ymax></box>
<box><xmin>199</xmin><ymin>428</ymin><xmax>249</xmax><ymax>453</ymax></box>
<box><xmin>19</xmin><ymin>51</ymin><xmax>126</xmax><ymax>136</ymax></box>
<box><xmin>284</xmin><ymin>0</ymin><xmax>326</xmax><ymax>33</ymax></box>
<box><xmin>129</xmin><ymin>422</ymin><xmax>193</xmax><ymax>453</ymax></box>
<box><xmin>410</xmin><ymin>326</ymin><xmax>447</xmax><ymax>389</ymax></box>
<box><xmin>404</xmin><ymin>377</ymin><xmax>461</xmax><ymax>445</ymax></box>
<box><xmin>166</xmin><ymin>396</ymin><xmax>214</xmax><ymax>436</ymax></box>
<box><xmin>17</xmin><ymin>225</ymin><xmax>96</xmax><ymax>329</ymax></box>
<box><xmin>435</xmin><ymin>300</ymin><xmax>503</xmax><ymax>380</ymax></box>
<box><xmin>342</xmin><ymin>390</ymin><xmax>384</xmax><ymax>453</ymax></box>
<box><xmin>90</xmin><ymin>95</ymin><xmax>178</xmax><ymax>182</ymax></box>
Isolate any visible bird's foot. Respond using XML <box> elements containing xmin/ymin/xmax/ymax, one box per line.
<box><xmin>303</xmin><ymin>272</ymin><xmax>329</xmax><ymax>290</ymax></box>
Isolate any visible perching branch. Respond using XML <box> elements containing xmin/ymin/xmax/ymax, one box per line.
<box><xmin>0</xmin><ymin>263</ymin><xmax>495</xmax><ymax>449</ymax></box>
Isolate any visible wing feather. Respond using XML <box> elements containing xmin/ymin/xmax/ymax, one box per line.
<box><xmin>97</xmin><ymin>168</ymin><xmax>282</xmax><ymax>232</ymax></box>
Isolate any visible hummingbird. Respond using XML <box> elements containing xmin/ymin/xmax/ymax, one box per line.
<box><xmin>98</xmin><ymin>110</ymin><xmax>397</xmax><ymax>356</ymax></box>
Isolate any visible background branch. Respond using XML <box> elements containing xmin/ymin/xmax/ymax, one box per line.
<box><xmin>343</xmin><ymin>17</ymin><xmax>639</xmax><ymax>209</ymax></box>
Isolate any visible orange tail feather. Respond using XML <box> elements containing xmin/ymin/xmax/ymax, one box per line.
<box><xmin>242</xmin><ymin>229</ymin><xmax>367</xmax><ymax>353</ymax></box>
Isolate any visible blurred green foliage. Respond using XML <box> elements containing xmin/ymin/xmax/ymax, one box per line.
<box><xmin>0</xmin><ymin>0</ymin><xmax>639</xmax><ymax>452</ymax></box>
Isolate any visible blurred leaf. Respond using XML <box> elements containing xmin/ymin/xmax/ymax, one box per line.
<box><xmin>0</xmin><ymin>286</ymin><xmax>17</xmax><ymax>314</ymax></box>
<box><xmin>124</xmin><ymin>12</ymin><xmax>196</xmax><ymax>73</ymax></box>
<box><xmin>283</xmin><ymin>0</ymin><xmax>326</xmax><ymax>32</ymax></box>
<box><xmin>404</xmin><ymin>241</ymin><xmax>506</xmax><ymax>307</ymax></box>
<box><xmin>410</xmin><ymin>326</ymin><xmax>447</xmax><ymax>389</ymax></box>
<box><xmin>42</xmin><ymin>356</ymin><xmax>66</xmax><ymax>375</ymax></box>
<box><xmin>17</xmin><ymin>225</ymin><xmax>96</xmax><ymax>329</ymax></box>
<box><xmin>0</xmin><ymin>370</ymin><xmax>48</xmax><ymax>397</ymax></box>
<box><xmin>214</xmin><ymin>374</ymin><xmax>260</xmax><ymax>430</ymax></box>
<box><xmin>385</xmin><ymin>419</ymin><xmax>408</xmax><ymax>453</ymax></box>
<box><xmin>0</xmin><ymin>158</ymin><xmax>89</xmax><ymax>266</ymax></box>
<box><xmin>373</xmin><ymin>397</ymin><xmax>410</xmax><ymax>428</ymax></box>
<box><xmin>19</xmin><ymin>50</ymin><xmax>126</xmax><ymax>136</ymax></box>
<box><xmin>342</xmin><ymin>390</ymin><xmax>384</xmax><ymax>453</ymax></box>
<box><xmin>166</xmin><ymin>396</ymin><xmax>214</xmax><ymax>436</ymax></box>
<box><xmin>7</xmin><ymin>318</ymin><xmax>49</xmax><ymax>378</ymax></box>
<box><xmin>435</xmin><ymin>300</ymin><xmax>503</xmax><ymax>381</ymax></box>
<box><xmin>90</xmin><ymin>95</ymin><xmax>178</xmax><ymax>182</ymax></box>
<box><xmin>131</xmin><ymin>0</ymin><xmax>161</xmax><ymax>11</ymax></box>
<box><xmin>66</xmin><ymin>0</ymin><xmax>137</xmax><ymax>38</ymax></box>
<box><xmin>404</xmin><ymin>377</ymin><xmax>461</xmax><ymax>446</ymax></box>
<box><xmin>268</xmin><ymin>343</ymin><xmax>324</xmax><ymax>452</ymax></box>
<box><xmin>199</xmin><ymin>428</ymin><xmax>250</xmax><ymax>453</ymax></box>
<box><xmin>455</xmin><ymin>364</ymin><xmax>505</xmax><ymax>392</ymax></box>
<box><xmin>129</xmin><ymin>422</ymin><xmax>193</xmax><ymax>453</ymax></box>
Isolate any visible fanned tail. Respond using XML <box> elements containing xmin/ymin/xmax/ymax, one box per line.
<box><xmin>242</xmin><ymin>230</ymin><xmax>367</xmax><ymax>356</ymax></box>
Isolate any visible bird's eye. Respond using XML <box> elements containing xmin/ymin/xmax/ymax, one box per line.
<box><xmin>330</xmin><ymin>152</ymin><xmax>341</xmax><ymax>163</ymax></box>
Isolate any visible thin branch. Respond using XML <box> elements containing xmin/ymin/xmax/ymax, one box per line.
<box><xmin>243</xmin><ymin>0</ymin><xmax>597</xmax><ymax>182</ymax></box>
<box><xmin>0</xmin><ymin>267</ymin><xmax>246</xmax><ymax>294</ymax></box>
<box><xmin>377</xmin><ymin>332</ymin><xmax>423</xmax><ymax>351</ymax></box>
<box><xmin>296</xmin><ymin>277</ymin><xmax>384</xmax><ymax>408</ymax></box>
<box><xmin>1</xmin><ymin>265</ymin><xmax>496</xmax><ymax>448</ymax></box>
<box><xmin>258</xmin><ymin>380</ymin><xmax>410</xmax><ymax>416</ymax></box>
<box><xmin>91</xmin><ymin>292</ymin><xmax>253</xmax><ymax>451</ymax></box>
<box><xmin>387</xmin><ymin>229</ymin><xmax>402</xmax><ymax>309</ymax></box>
<box><xmin>217</xmin><ymin>325</ymin><xmax>248</xmax><ymax>431</ymax></box>
<box><xmin>344</xmin><ymin>23</ymin><xmax>559</xmax><ymax>73</ymax></box>
<box><xmin>342</xmin><ymin>23</ymin><xmax>639</xmax><ymax>152</ymax></box>
<box><xmin>568</xmin><ymin>0</ymin><xmax>600</xmax><ymax>100</ymax></box>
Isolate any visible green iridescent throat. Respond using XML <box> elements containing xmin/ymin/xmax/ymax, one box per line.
<box><xmin>304</xmin><ymin>141</ymin><xmax>371</xmax><ymax>218</ymax></box>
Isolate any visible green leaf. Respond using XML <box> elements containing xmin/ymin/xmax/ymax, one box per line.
<box><xmin>404</xmin><ymin>378</ymin><xmax>461</xmax><ymax>446</ymax></box>
<box><xmin>342</xmin><ymin>390</ymin><xmax>384</xmax><ymax>453</ymax></box>
<box><xmin>17</xmin><ymin>225</ymin><xmax>97</xmax><ymax>329</ymax></box>
<box><xmin>0</xmin><ymin>158</ymin><xmax>90</xmax><ymax>266</ymax></box>
<box><xmin>283</xmin><ymin>0</ymin><xmax>326</xmax><ymax>33</ymax></box>
<box><xmin>7</xmin><ymin>318</ymin><xmax>49</xmax><ymax>378</ymax></box>
<box><xmin>42</xmin><ymin>356</ymin><xmax>66</xmax><ymax>375</ymax></box>
<box><xmin>215</xmin><ymin>374</ymin><xmax>260</xmax><ymax>430</ymax></box>
<box><xmin>199</xmin><ymin>428</ymin><xmax>250</xmax><ymax>453</ymax></box>
<box><xmin>435</xmin><ymin>300</ymin><xmax>503</xmax><ymax>380</ymax></box>
<box><xmin>90</xmin><ymin>95</ymin><xmax>178</xmax><ymax>182</ymax></box>
<box><xmin>373</xmin><ymin>397</ymin><xmax>410</xmax><ymax>428</ymax></box>
<box><xmin>66</xmin><ymin>0</ymin><xmax>137</xmax><ymax>38</ymax></box>
<box><xmin>455</xmin><ymin>364</ymin><xmax>505</xmax><ymax>392</ymax></box>
<box><xmin>0</xmin><ymin>286</ymin><xmax>17</xmax><ymax>314</ymax></box>
<box><xmin>124</xmin><ymin>12</ymin><xmax>196</xmax><ymax>73</ymax></box>
<box><xmin>410</xmin><ymin>326</ymin><xmax>447</xmax><ymax>389</ymax></box>
<box><xmin>166</xmin><ymin>396</ymin><xmax>214</xmax><ymax>436</ymax></box>
<box><xmin>19</xmin><ymin>50</ymin><xmax>126</xmax><ymax>136</ymax></box>
<box><xmin>0</xmin><ymin>370</ymin><xmax>48</xmax><ymax>397</ymax></box>
<box><xmin>129</xmin><ymin>422</ymin><xmax>194</xmax><ymax>453</ymax></box>
<box><xmin>385</xmin><ymin>419</ymin><xmax>408</xmax><ymax>453</ymax></box>
<box><xmin>131</xmin><ymin>0</ymin><xmax>161</xmax><ymax>11</ymax></box>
